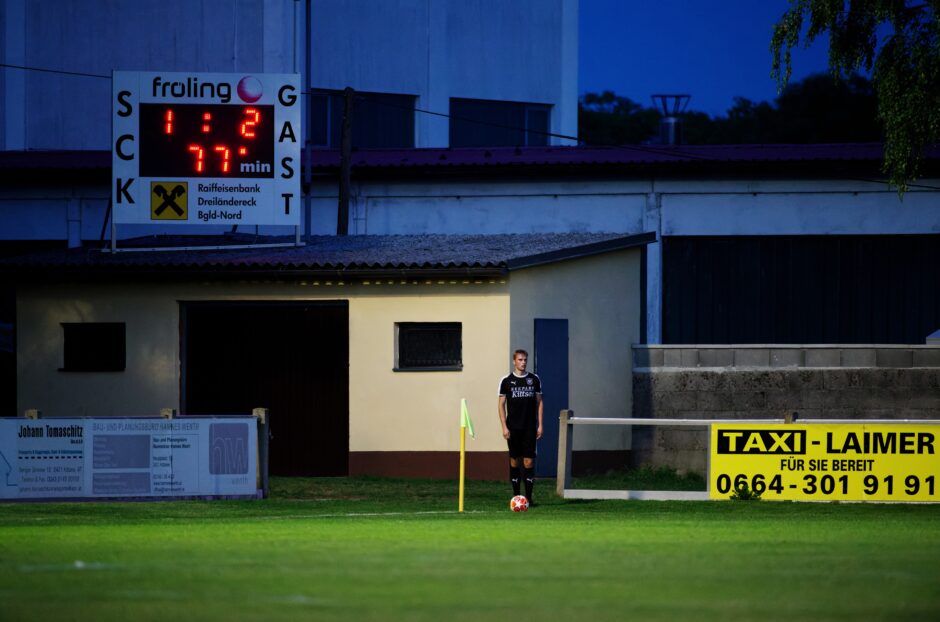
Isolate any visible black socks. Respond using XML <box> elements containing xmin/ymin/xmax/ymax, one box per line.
<box><xmin>524</xmin><ymin>467</ymin><xmax>535</xmax><ymax>502</ymax></box>
<box><xmin>510</xmin><ymin>464</ymin><xmax>521</xmax><ymax>496</ymax></box>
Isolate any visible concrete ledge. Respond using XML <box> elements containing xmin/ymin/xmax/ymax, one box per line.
<box><xmin>562</xmin><ymin>489</ymin><xmax>710</xmax><ymax>501</ymax></box>
<box><xmin>635</xmin><ymin>345</ymin><xmax>940</xmax><ymax>369</ymax></box>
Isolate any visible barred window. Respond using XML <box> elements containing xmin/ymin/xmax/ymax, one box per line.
<box><xmin>395</xmin><ymin>323</ymin><xmax>462</xmax><ymax>371</ymax></box>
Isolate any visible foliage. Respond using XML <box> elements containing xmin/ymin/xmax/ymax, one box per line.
<box><xmin>771</xmin><ymin>0</ymin><xmax>940</xmax><ymax>192</ymax></box>
<box><xmin>578</xmin><ymin>91</ymin><xmax>662</xmax><ymax>144</ymax></box>
<box><xmin>578</xmin><ymin>73</ymin><xmax>881</xmax><ymax>146</ymax></box>
<box><xmin>571</xmin><ymin>465</ymin><xmax>707</xmax><ymax>491</ymax></box>
<box><xmin>729</xmin><ymin>482</ymin><xmax>763</xmax><ymax>501</ymax></box>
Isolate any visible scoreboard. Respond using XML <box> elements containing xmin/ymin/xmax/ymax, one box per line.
<box><xmin>112</xmin><ymin>72</ymin><xmax>300</xmax><ymax>226</ymax></box>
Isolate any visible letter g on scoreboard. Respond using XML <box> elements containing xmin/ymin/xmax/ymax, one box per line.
<box><xmin>716</xmin><ymin>429</ymin><xmax>807</xmax><ymax>454</ymax></box>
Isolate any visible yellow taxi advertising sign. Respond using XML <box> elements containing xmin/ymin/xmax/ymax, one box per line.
<box><xmin>709</xmin><ymin>424</ymin><xmax>939</xmax><ymax>502</ymax></box>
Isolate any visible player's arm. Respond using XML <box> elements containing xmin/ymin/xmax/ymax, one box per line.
<box><xmin>536</xmin><ymin>393</ymin><xmax>544</xmax><ymax>440</ymax></box>
<box><xmin>498</xmin><ymin>395</ymin><xmax>510</xmax><ymax>439</ymax></box>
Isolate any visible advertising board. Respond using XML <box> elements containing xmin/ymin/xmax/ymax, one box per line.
<box><xmin>0</xmin><ymin>417</ymin><xmax>258</xmax><ymax>500</ymax></box>
<box><xmin>710</xmin><ymin>423</ymin><xmax>939</xmax><ymax>502</ymax></box>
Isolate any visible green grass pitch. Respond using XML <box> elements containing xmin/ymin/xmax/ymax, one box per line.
<box><xmin>1</xmin><ymin>477</ymin><xmax>939</xmax><ymax>621</ymax></box>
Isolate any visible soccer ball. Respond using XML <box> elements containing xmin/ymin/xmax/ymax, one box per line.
<box><xmin>510</xmin><ymin>495</ymin><xmax>529</xmax><ymax>512</ymax></box>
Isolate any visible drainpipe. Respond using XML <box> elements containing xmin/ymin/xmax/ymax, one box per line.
<box><xmin>337</xmin><ymin>86</ymin><xmax>353</xmax><ymax>235</ymax></box>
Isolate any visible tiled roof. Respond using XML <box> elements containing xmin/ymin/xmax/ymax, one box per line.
<box><xmin>309</xmin><ymin>143</ymin><xmax>931</xmax><ymax>170</ymax></box>
<box><xmin>0</xmin><ymin>150</ymin><xmax>111</xmax><ymax>170</ymax></box>
<box><xmin>0</xmin><ymin>232</ymin><xmax>655</xmax><ymax>279</ymax></box>
<box><xmin>4</xmin><ymin>143</ymin><xmax>937</xmax><ymax>175</ymax></box>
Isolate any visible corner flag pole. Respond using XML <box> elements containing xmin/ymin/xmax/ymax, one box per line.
<box><xmin>459</xmin><ymin>398</ymin><xmax>475</xmax><ymax>513</ymax></box>
<box><xmin>459</xmin><ymin>424</ymin><xmax>466</xmax><ymax>512</ymax></box>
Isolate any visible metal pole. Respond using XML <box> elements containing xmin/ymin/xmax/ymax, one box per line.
<box><xmin>458</xmin><ymin>425</ymin><xmax>466</xmax><ymax>512</ymax></box>
<box><xmin>556</xmin><ymin>409</ymin><xmax>573</xmax><ymax>498</ymax></box>
<box><xmin>337</xmin><ymin>87</ymin><xmax>354</xmax><ymax>235</ymax></box>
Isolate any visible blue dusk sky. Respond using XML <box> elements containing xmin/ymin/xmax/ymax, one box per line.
<box><xmin>579</xmin><ymin>0</ymin><xmax>833</xmax><ymax>116</ymax></box>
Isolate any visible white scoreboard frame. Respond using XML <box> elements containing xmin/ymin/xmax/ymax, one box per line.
<box><xmin>111</xmin><ymin>71</ymin><xmax>301</xmax><ymax>251</ymax></box>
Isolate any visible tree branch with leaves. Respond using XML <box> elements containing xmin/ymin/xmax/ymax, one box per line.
<box><xmin>771</xmin><ymin>0</ymin><xmax>940</xmax><ymax>192</ymax></box>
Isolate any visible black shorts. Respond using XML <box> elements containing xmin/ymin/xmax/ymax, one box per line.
<box><xmin>506</xmin><ymin>426</ymin><xmax>537</xmax><ymax>459</ymax></box>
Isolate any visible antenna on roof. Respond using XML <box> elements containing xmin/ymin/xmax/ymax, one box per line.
<box><xmin>651</xmin><ymin>94</ymin><xmax>690</xmax><ymax>146</ymax></box>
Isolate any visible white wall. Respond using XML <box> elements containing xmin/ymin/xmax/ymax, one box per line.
<box><xmin>1</xmin><ymin>0</ymin><xmax>299</xmax><ymax>150</ymax></box>
<box><xmin>509</xmin><ymin>248</ymin><xmax>643</xmax><ymax>451</ymax></box>
<box><xmin>304</xmin><ymin>175</ymin><xmax>940</xmax><ymax>237</ymax></box>
<box><xmin>1</xmin><ymin>0</ymin><xmax>576</xmax><ymax>150</ymax></box>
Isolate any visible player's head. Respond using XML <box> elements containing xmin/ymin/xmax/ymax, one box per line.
<box><xmin>513</xmin><ymin>349</ymin><xmax>528</xmax><ymax>373</ymax></box>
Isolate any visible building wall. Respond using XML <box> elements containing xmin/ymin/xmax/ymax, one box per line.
<box><xmin>347</xmin><ymin>285</ymin><xmax>509</xmax><ymax>453</ymax></box>
<box><xmin>310</xmin><ymin>0</ymin><xmax>578</xmax><ymax>147</ymax></box>
<box><xmin>312</xmin><ymin>175</ymin><xmax>940</xmax><ymax>343</ymax></box>
<box><xmin>310</xmin><ymin>176</ymin><xmax>940</xmax><ymax>238</ymax></box>
<box><xmin>631</xmin><ymin>344</ymin><xmax>940</xmax><ymax>475</ymax></box>
<box><xmin>1</xmin><ymin>0</ymin><xmax>576</xmax><ymax>150</ymax></box>
<box><xmin>509</xmin><ymin>248</ymin><xmax>643</xmax><ymax>451</ymax></box>
<box><xmin>1</xmin><ymin>0</ymin><xmax>299</xmax><ymax>150</ymax></box>
<box><xmin>15</xmin><ymin>280</ymin><xmax>511</xmax><ymax>459</ymax></box>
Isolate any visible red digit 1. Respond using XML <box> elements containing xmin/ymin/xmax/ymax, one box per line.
<box><xmin>164</xmin><ymin>109</ymin><xmax>174</xmax><ymax>135</ymax></box>
<box><xmin>240</xmin><ymin>108</ymin><xmax>260</xmax><ymax>138</ymax></box>
<box><xmin>214</xmin><ymin>145</ymin><xmax>231</xmax><ymax>173</ymax></box>
<box><xmin>188</xmin><ymin>144</ymin><xmax>205</xmax><ymax>173</ymax></box>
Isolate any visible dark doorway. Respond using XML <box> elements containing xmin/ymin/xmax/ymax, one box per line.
<box><xmin>534</xmin><ymin>318</ymin><xmax>569</xmax><ymax>477</ymax></box>
<box><xmin>182</xmin><ymin>301</ymin><xmax>349</xmax><ymax>476</ymax></box>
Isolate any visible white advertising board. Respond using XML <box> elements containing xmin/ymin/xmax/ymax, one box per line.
<box><xmin>112</xmin><ymin>71</ymin><xmax>301</xmax><ymax>227</ymax></box>
<box><xmin>0</xmin><ymin>417</ymin><xmax>258</xmax><ymax>500</ymax></box>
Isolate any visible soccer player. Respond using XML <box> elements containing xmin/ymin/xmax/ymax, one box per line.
<box><xmin>498</xmin><ymin>349</ymin><xmax>543</xmax><ymax>505</ymax></box>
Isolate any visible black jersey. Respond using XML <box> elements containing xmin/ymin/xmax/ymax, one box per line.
<box><xmin>498</xmin><ymin>372</ymin><xmax>542</xmax><ymax>430</ymax></box>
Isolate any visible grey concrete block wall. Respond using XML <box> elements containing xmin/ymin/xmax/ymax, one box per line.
<box><xmin>630</xmin><ymin>345</ymin><xmax>940</xmax><ymax>475</ymax></box>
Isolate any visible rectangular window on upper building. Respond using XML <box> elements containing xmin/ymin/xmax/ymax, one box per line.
<box><xmin>449</xmin><ymin>98</ymin><xmax>551</xmax><ymax>147</ymax></box>
<box><xmin>60</xmin><ymin>322</ymin><xmax>126</xmax><ymax>372</ymax></box>
<box><xmin>310</xmin><ymin>89</ymin><xmax>416</xmax><ymax>148</ymax></box>
<box><xmin>395</xmin><ymin>322</ymin><xmax>462</xmax><ymax>371</ymax></box>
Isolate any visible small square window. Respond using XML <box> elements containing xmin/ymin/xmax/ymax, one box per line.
<box><xmin>61</xmin><ymin>322</ymin><xmax>125</xmax><ymax>372</ymax></box>
<box><xmin>395</xmin><ymin>322</ymin><xmax>462</xmax><ymax>371</ymax></box>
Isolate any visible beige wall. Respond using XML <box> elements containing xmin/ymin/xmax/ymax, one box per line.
<box><xmin>17</xmin><ymin>249</ymin><xmax>642</xmax><ymax>458</ymax></box>
<box><xmin>509</xmin><ymin>248</ymin><xmax>643</xmax><ymax>450</ymax></box>
<box><xmin>16</xmin><ymin>280</ymin><xmax>511</xmax><ymax>453</ymax></box>
<box><xmin>348</xmin><ymin>287</ymin><xmax>509</xmax><ymax>452</ymax></box>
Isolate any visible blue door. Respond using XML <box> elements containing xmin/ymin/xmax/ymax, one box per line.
<box><xmin>534</xmin><ymin>319</ymin><xmax>568</xmax><ymax>477</ymax></box>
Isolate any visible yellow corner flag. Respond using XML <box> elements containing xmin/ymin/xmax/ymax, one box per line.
<box><xmin>460</xmin><ymin>398</ymin><xmax>475</xmax><ymax>438</ymax></box>
<box><xmin>458</xmin><ymin>398</ymin><xmax>474</xmax><ymax>512</ymax></box>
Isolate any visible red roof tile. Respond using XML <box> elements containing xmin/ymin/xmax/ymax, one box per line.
<box><xmin>4</xmin><ymin>143</ymin><xmax>937</xmax><ymax>175</ymax></box>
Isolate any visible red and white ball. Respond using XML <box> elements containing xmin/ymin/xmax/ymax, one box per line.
<box><xmin>510</xmin><ymin>495</ymin><xmax>529</xmax><ymax>512</ymax></box>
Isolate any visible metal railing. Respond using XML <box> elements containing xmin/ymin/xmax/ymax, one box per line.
<box><xmin>555</xmin><ymin>411</ymin><xmax>940</xmax><ymax>501</ymax></box>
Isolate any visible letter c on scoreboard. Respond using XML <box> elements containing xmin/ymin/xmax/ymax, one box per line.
<box><xmin>116</xmin><ymin>134</ymin><xmax>135</xmax><ymax>161</ymax></box>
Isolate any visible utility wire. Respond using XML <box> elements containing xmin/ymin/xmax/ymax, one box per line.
<box><xmin>0</xmin><ymin>62</ymin><xmax>109</xmax><ymax>80</ymax></box>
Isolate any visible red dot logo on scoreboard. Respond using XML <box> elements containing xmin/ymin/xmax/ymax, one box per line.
<box><xmin>237</xmin><ymin>76</ymin><xmax>263</xmax><ymax>103</ymax></box>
